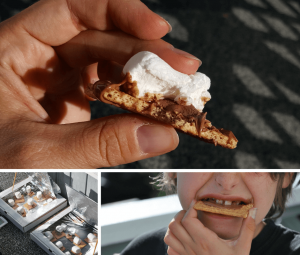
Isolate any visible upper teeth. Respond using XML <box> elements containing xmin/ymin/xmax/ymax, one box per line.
<box><xmin>224</xmin><ymin>201</ymin><xmax>232</xmax><ymax>205</ymax></box>
<box><xmin>216</xmin><ymin>199</ymin><xmax>223</xmax><ymax>204</ymax></box>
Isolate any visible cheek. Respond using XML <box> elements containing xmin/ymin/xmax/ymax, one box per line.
<box><xmin>177</xmin><ymin>173</ymin><xmax>211</xmax><ymax>210</ymax></box>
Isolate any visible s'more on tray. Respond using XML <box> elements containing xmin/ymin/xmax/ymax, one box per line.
<box><xmin>86</xmin><ymin>51</ymin><xmax>238</xmax><ymax>149</ymax></box>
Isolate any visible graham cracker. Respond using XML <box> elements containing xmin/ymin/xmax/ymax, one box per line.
<box><xmin>51</xmin><ymin>230</ymin><xmax>65</xmax><ymax>240</ymax></box>
<box><xmin>100</xmin><ymin>88</ymin><xmax>237</xmax><ymax>149</ymax></box>
<box><xmin>73</xmin><ymin>240</ymin><xmax>87</xmax><ymax>249</ymax></box>
<box><xmin>59</xmin><ymin>247</ymin><xmax>65</xmax><ymax>252</ymax></box>
<box><xmin>11</xmin><ymin>204</ymin><xmax>18</xmax><ymax>210</ymax></box>
<box><xmin>23</xmin><ymin>202</ymin><xmax>37</xmax><ymax>210</ymax></box>
<box><xmin>14</xmin><ymin>195</ymin><xmax>25</xmax><ymax>203</ymax></box>
<box><xmin>27</xmin><ymin>191</ymin><xmax>35</xmax><ymax>197</ymax></box>
<box><xmin>34</xmin><ymin>195</ymin><xmax>46</xmax><ymax>202</ymax></box>
<box><xmin>194</xmin><ymin>200</ymin><xmax>253</xmax><ymax>218</ymax></box>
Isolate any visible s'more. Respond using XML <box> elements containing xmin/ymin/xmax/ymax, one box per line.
<box><xmin>86</xmin><ymin>51</ymin><xmax>238</xmax><ymax>149</ymax></box>
<box><xmin>194</xmin><ymin>199</ymin><xmax>254</xmax><ymax>218</ymax></box>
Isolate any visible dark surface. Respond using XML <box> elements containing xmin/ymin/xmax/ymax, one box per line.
<box><xmin>1</xmin><ymin>0</ymin><xmax>300</xmax><ymax>168</ymax></box>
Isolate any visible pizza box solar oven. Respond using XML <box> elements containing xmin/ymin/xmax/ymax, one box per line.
<box><xmin>0</xmin><ymin>175</ymin><xmax>67</xmax><ymax>233</ymax></box>
<box><xmin>31</xmin><ymin>185</ymin><xmax>98</xmax><ymax>255</ymax></box>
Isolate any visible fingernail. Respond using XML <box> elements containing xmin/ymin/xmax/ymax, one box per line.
<box><xmin>137</xmin><ymin>125</ymin><xmax>178</xmax><ymax>154</ymax></box>
<box><xmin>157</xmin><ymin>14</ymin><xmax>172</xmax><ymax>33</ymax></box>
<box><xmin>172</xmin><ymin>48</ymin><xmax>202</xmax><ymax>65</ymax></box>
<box><xmin>249</xmin><ymin>208</ymin><xmax>257</xmax><ymax>220</ymax></box>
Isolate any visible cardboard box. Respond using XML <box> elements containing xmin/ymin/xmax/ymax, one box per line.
<box><xmin>31</xmin><ymin>185</ymin><xmax>98</xmax><ymax>255</ymax></box>
<box><xmin>0</xmin><ymin>176</ymin><xmax>67</xmax><ymax>233</ymax></box>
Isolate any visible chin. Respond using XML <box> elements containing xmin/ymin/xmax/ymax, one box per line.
<box><xmin>198</xmin><ymin>211</ymin><xmax>243</xmax><ymax>240</ymax></box>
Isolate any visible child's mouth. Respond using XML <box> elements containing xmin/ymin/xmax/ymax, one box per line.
<box><xmin>201</xmin><ymin>198</ymin><xmax>248</xmax><ymax>208</ymax></box>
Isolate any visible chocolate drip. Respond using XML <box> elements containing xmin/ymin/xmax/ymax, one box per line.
<box><xmin>194</xmin><ymin>112</ymin><xmax>207</xmax><ymax>137</ymax></box>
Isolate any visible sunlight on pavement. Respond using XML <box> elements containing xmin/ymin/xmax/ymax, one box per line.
<box><xmin>289</xmin><ymin>1</ymin><xmax>300</xmax><ymax>14</ymax></box>
<box><xmin>234</xmin><ymin>151</ymin><xmax>263</xmax><ymax>168</ymax></box>
<box><xmin>261</xmin><ymin>14</ymin><xmax>298</xmax><ymax>40</ymax></box>
<box><xmin>264</xmin><ymin>41</ymin><xmax>300</xmax><ymax>69</ymax></box>
<box><xmin>271</xmin><ymin>112</ymin><xmax>300</xmax><ymax>147</ymax></box>
<box><xmin>245</xmin><ymin>0</ymin><xmax>267</xmax><ymax>9</ymax></box>
<box><xmin>233</xmin><ymin>64</ymin><xmax>275</xmax><ymax>98</ymax></box>
<box><xmin>266</xmin><ymin>0</ymin><xmax>297</xmax><ymax>18</ymax></box>
<box><xmin>274</xmin><ymin>158</ymin><xmax>300</xmax><ymax>169</ymax></box>
<box><xmin>233</xmin><ymin>104</ymin><xmax>282</xmax><ymax>143</ymax></box>
<box><xmin>232</xmin><ymin>8</ymin><xmax>269</xmax><ymax>32</ymax></box>
<box><xmin>157</xmin><ymin>13</ymin><xmax>189</xmax><ymax>42</ymax></box>
<box><xmin>271</xmin><ymin>78</ymin><xmax>300</xmax><ymax>105</ymax></box>
<box><xmin>291</xmin><ymin>22</ymin><xmax>300</xmax><ymax>34</ymax></box>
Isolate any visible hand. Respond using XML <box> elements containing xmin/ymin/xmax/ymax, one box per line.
<box><xmin>164</xmin><ymin>200</ymin><xmax>257</xmax><ymax>255</ymax></box>
<box><xmin>0</xmin><ymin>0</ymin><xmax>200</xmax><ymax>168</ymax></box>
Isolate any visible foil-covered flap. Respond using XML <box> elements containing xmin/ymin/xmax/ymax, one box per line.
<box><xmin>27</xmin><ymin>172</ymin><xmax>56</xmax><ymax>199</ymax></box>
<box><xmin>66</xmin><ymin>184</ymin><xmax>98</xmax><ymax>227</ymax></box>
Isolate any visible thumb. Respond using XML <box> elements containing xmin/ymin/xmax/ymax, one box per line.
<box><xmin>235</xmin><ymin>208</ymin><xmax>257</xmax><ymax>253</ymax></box>
<box><xmin>40</xmin><ymin>114</ymin><xmax>179</xmax><ymax>168</ymax></box>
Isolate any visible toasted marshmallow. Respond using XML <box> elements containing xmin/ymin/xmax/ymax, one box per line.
<box><xmin>27</xmin><ymin>198</ymin><xmax>34</xmax><ymax>206</ymax></box>
<box><xmin>56</xmin><ymin>225</ymin><xmax>63</xmax><ymax>233</ymax></box>
<box><xmin>15</xmin><ymin>192</ymin><xmax>22</xmax><ymax>199</ymax></box>
<box><xmin>71</xmin><ymin>246</ymin><xmax>81</xmax><ymax>254</ymax></box>
<box><xmin>123</xmin><ymin>51</ymin><xmax>211</xmax><ymax>111</ymax></box>
<box><xmin>87</xmin><ymin>233</ymin><xmax>97</xmax><ymax>242</ymax></box>
<box><xmin>73</xmin><ymin>236</ymin><xmax>81</xmax><ymax>245</ymax></box>
<box><xmin>37</xmin><ymin>191</ymin><xmax>42</xmax><ymax>199</ymax></box>
<box><xmin>56</xmin><ymin>241</ymin><xmax>63</xmax><ymax>249</ymax></box>
<box><xmin>26</xmin><ymin>186</ymin><xmax>31</xmax><ymax>193</ymax></box>
<box><xmin>8</xmin><ymin>199</ymin><xmax>15</xmax><ymax>206</ymax></box>
<box><xmin>47</xmin><ymin>198</ymin><xmax>53</xmax><ymax>203</ymax></box>
<box><xmin>61</xmin><ymin>223</ymin><xmax>67</xmax><ymax>231</ymax></box>
<box><xmin>68</xmin><ymin>227</ymin><xmax>76</xmax><ymax>235</ymax></box>
<box><xmin>17</xmin><ymin>206</ymin><xmax>24</xmax><ymax>214</ymax></box>
<box><xmin>44</xmin><ymin>231</ymin><xmax>53</xmax><ymax>240</ymax></box>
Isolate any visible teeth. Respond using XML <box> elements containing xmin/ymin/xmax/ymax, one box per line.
<box><xmin>236</xmin><ymin>202</ymin><xmax>240</xmax><ymax>205</ymax></box>
<box><xmin>216</xmin><ymin>199</ymin><xmax>223</xmax><ymax>204</ymax></box>
<box><xmin>224</xmin><ymin>200</ymin><xmax>232</xmax><ymax>205</ymax></box>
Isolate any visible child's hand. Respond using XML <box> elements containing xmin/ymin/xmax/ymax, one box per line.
<box><xmin>164</xmin><ymin>200</ymin><xmax>257</xmax><ymax>255</ymax></box>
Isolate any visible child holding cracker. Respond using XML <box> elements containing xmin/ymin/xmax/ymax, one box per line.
<box><xmin>121</xmin><ymin>172</ymin><xmax>300</xmax><ymax>255</ymax></box>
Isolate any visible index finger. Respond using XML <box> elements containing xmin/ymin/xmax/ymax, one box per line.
<box><xmin>181</xmin><ymin>199</ymin><xmax>216</xmax><ymax>241</ymax></box>
<box><xmin>2</xmin><ymin>0</ymin><xmax>170</xmax><ymax>46</ymax></box>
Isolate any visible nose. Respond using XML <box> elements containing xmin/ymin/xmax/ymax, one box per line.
<box><xmin>214</xmin><ymin>173</ymin><xmax>240</xmax><ymax>190</ymax></box>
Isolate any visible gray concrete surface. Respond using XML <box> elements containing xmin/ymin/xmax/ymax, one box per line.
<box><xmin>1</xmin><ymin>0</ymin><xmax>300</xmax><ymax>168</ymax></box>
<box><xmin>0</xmin><ymin>172</ymin><xmax>46</xmax><ymax>255</ymax></box>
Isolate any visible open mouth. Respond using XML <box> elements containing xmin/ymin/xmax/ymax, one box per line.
<box><xmin>194</xmin><ymin>197</ymin><xmax>254</xmax><ymax>218</ymax></box>
<box><xmin>200</xmin><ymin>197</ymin><xmax>250</xmax><ymax>208</ymax></box>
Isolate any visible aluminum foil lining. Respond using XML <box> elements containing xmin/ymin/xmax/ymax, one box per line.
<box><xmin>66</xmin><ymin>184</ymin><xmax>98</xmax><ymax>227</ymax></box>
<box><xmin>27</xmin><ymin>172</ymin><xmax>58</xmax><ymax>198</ymax></box>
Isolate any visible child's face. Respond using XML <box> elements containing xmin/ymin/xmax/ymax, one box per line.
<box><xmin>177</xmin><ymin>173</ymin><xmax>288</xmax><ymax>240</ymax></box>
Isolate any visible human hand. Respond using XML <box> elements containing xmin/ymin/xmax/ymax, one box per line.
<box><xmin>164</xmin><ymin>200</ymin><xmax>257</xmax><ymax>255</ymax></box>
<box><xmin>0</xmin><ymin>0</ymin><xmax>200</xmax><ymax>168</ymax></box>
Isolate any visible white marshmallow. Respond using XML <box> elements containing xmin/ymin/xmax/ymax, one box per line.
<box><xmin>123</xmin><ymin>51</ymin><xmax>211</xmax><ymax>111</ymax></box>
<box><xmin>44</xmin><ymin>231</ymin><xmax>53</xmax><ymax>240</ymax></box>
<box><xmin>73</xmin><ymin>236</ymin><xmax>81</xmax><ymax>245</ymax></box>
<box><xmin>65</xmin><ymin>252</ymin><xmax>71</xmax><ymax>255</ymax></box>
<box><xmin>37</xmin><ymin>191</ymin><xmax>42</xmax><ymax>199</ymax></box>
<box><xmin>61</xmin><ymin>223</ymin><xmax>67</xmax><ymax>231</ymax></box>
<box><xmin>71</xmin><ymin>246</ymin><xmax>81</xmax><ymax>254</ymax></box>
<box><xmin>56</xmin><ymin>226</ymin><xmax>63</xmax><ymax>233</ymax></box>
<box><xmin>47</xmin><ymin>198</ymin><xmax>53</xmax><ymax>203</ymax></box>
<box><xmin>27</xmin><ymin>198</ymin><xmax>34</xmax><ymax>206</ymax></box>
<box><xmin>68</xmin><ymin>227</ymin><xmax>76</xmax><ymax>235</ymax></box>
<box><xmin>8</xmin><ymin>199</ymin><xmax>15</xmax><ymax>207</ymax></box>
<box><xmin>26</xmin><ymin>186</ymin><xmax>31</xmax><ymax>193</ymax></box>
<box><xmin>15</xmin><ymin>192</ymin><xmax>22</xmax><ymax>199</ymax></box>
<box><xmin>17</xmin><ymin>206</ymin><xmax>24</xmax><ymax>214</ymax></box>
<box><xmin>56</xmin><ymin>241</ymin><xmax>63</xmax><ymax>249</ymax></box>
<box><xmin>87</xmin><ymin>233</ymin><xmax>97</xmax><ymax>242</ymax></box>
